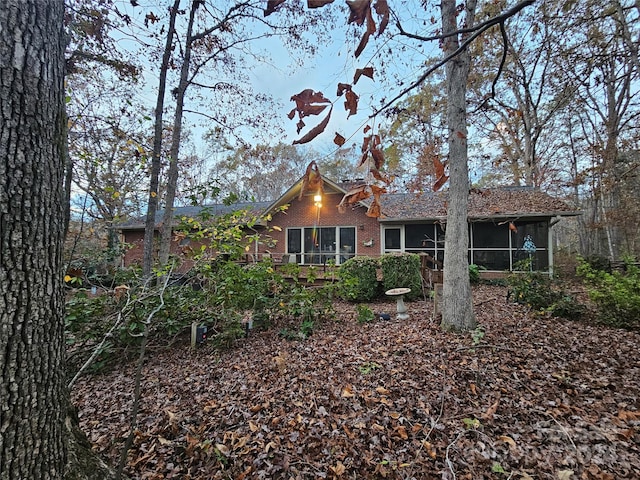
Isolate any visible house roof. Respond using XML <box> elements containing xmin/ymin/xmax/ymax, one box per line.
<box><xmin>117</xmin><ymin>201</ymin><xmax>272</xmax><ymax>231</ymax></box>
<box><xmin>380</xmin><ymin>186</ymin><xmax>578</xmax><ymax>221</ymax></box>
<box><xmin>117</xmin><ymin>181</ymin><xmax>578</xmax><ymax>231</ymax></box>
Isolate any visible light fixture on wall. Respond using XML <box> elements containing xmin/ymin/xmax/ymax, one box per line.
<box><xmin>313</xmin><ymin>193</ymin><xmax>322</xmax><ymax>208</ymax></box>
<box><xmin>359</xmin><ymin>224</ymin><xmax>365</xmax><ymax>231</ymax></box>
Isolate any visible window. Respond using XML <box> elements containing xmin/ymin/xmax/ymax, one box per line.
<box><xmin>382</xmin><ymin>220</ymin><xmax>549</xmax><ymax>272</ymax></box>
<box><xmin>287</xmin><ymin>227</ymin><xmax>356</xmax><ymax>265</ymax></box>
<box><xmin>384</xmin><ymin>228</ymin><xmax>401</xmax><ymax>250</ymax></box>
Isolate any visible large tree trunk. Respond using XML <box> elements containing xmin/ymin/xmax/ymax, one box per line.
<box><xmin>1</xmin><ymin>2</ymin><xmax>117</xmax><ymax>479</ymax></box>
<box><xmin>0</xmin><ymin>1</ymin><xmax>67</xmax><ymax>477</ymax></box>
<box><xmin>440</xmin><ymin>0</ymin><xmax>476</xmax><ymax>331</ymax></box>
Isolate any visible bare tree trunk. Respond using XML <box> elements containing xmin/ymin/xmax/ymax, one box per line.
<box><xmin>158</xmin><ymin>0</ymin><xmax>199</xmax><ymax>266</ymax></box>
<box><xmin>440</xmin><ymin>0</ymin><xmax>476</xmax><ymax>331</ymax></box>
<box><xmin>142</xmin><ymin>0</ymin><xmax>181</xmax><ymax>276</ymax></box>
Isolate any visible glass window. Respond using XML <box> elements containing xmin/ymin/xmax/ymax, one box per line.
<box><xmin>385</xmin><ymin>228</ymin><xmax>401</xmax><ymax>250</ymax></box>
<box><xmin>406</xmin><ymin>224</ymin><xmax>436</xmax><ymax>249</ymax></box>
<box><xmin>339</xmin><ymin>227</ymin><xmax>355</xmax><ymax>262</ymax></box>
<box><xmin>288</xmin><ymin>229</ymin><xmax>301</xmax><ymax>253</ymax></box>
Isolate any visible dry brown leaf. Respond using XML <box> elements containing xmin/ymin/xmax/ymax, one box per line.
<box><xmin>330</xmin><ymin>461</ymin><xmax>346</xmax><ymax>475</ymax></box>
<box><xmin>337</xmin><ymin>82</ymin><xmax>351</xmax><ymax>96</ymax></box>
<box><xmin>293</xmin><ymin>107</ymin><xmax>332</xmax><ymax>145</ymax></box>
<box><xmin>334</xmin><ymin>133</ymin><xmax>346</xmax><ymax>146</ymax></box>
<box><xmin>341</xmin><ymin>384</ymin><xmax>356</xmax><ymax>397</ymax></box>
<box><xmin>354</xmin><ymin>66</ymin><xmax>374</xmax><ymax>84</ymax></box>
<box><xmin>482</xmin><ymin>396</ymin><xmax>500</xmax><ymax>420</ymax></box>
<box><xmin>307</xmin><ymin>0</ymin><xmax>335</xmax><ymax>8</ymax></box>
<box><xmin>346</xmin><ymin>0</ymin><xmax>370</xmax><ymax>25</ymax></box>
<box><xmin>264</xmin><ymin>0</ymin><xmax>286</xmax><ymax>16</ymax></box>
<box><xmin>374</xmin><ymin>0</ymin><xmax>389</xmax><ymax>35</ymax></box>
<box><xmin>344</xmin><ymin>89</ymin><xmax>359</xmax><ymax>117</ymax></box>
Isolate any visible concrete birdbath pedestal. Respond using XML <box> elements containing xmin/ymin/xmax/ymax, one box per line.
<box><xmin>385</xmin><ymin>288</ymin><xmax>411</xmax><ymax>320</ymax></box>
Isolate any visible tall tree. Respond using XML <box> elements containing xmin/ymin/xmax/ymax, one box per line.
<box><xmin>1</xmin><ymin>2</ymin><xmax>118</xmax><ymax>478</ymax></box>
<box><xmin>0</xmin><ymin>1</ymin><xmax>67</xmax><ymax>476</ymax></box>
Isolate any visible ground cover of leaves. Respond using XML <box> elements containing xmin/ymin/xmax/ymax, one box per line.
<box><xmin>71</xmin><ymin>285</ymin><xmax>640</xmax><ymax>480</ymax></box>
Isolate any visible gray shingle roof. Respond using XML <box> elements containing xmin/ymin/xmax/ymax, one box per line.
<box><xmin>380</xmin><ymin>187</ymin><xmax>577</xmax><ymax>221</ymax></box>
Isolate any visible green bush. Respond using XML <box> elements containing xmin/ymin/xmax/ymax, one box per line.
<box><xmin>469</xmin><ymin>264</ymin><xmax>483</xmax><ymax>284</ymax></box>
<box><xmin>337</xmin><ymin>256</ymin><xmax>380</xmax><ymax>302</ymax></box>
<box><xmin>380</xmin><ymin>253</ymin><xmax>422</xmax><ymax>301</ymax></box>
<box><xmin>577</xmin><ymin>258</ymin><xmax>640</xmax><ymax>329</ymax></box>
<box><xmin>507</xmin><ymin>267</ymin><xmax>585</xmax><ymax>320</ymax></box>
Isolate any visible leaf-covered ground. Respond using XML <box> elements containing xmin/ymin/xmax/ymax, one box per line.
<box><xmin>71</xmin><ymin>285</ymin><xmax>640</xmax><ymax>480</ymax></box>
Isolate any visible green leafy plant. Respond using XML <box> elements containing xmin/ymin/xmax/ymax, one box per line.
<box><xmin>356</xmin><ymin>304</ymin><xmax>375</xmax><ymax>324</ymax></box>
<box><xmin>468</xmin><ymin>264</ymin><xmax>484</xmax><ymax>284</ymax></box>
<box><xmin>337</xmin><ymin>256</ymin><xmax>380</xmax><ymax>302</ymax></box>
<box><xmin>380</xmin><ymin>253</ymin><xmax>422</xmax><ymax>301</ymax></box>
<box><xmin>507</xmin><ymin>262</ymin><xmax>585</xmax><ymax>319</ymax></box>
<box><xmin>577</xmin><ymin>257</ymin><xmax>640</xmax><ymax>329</ymax></box>
<box><xmin>470</xmin><ymin>325</ymin><xmax>485</xmax><ymax>345</ymax></box>
<box><xmin>358</xmin><ymin>361</ymin><xmax>381</xmax><ymax>374</ymax></box>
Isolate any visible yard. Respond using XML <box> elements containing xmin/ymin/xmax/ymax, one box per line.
<box><xmin>71</xmin><ymin>284</ymin><xmax>640</xmax><ymax>479</ymax></box>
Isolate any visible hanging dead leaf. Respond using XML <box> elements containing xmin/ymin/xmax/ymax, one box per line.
<box><xmin>355</xmin><ymin>30</ymin><xmax>370</xmax><ymax>58</ymax></box>
<box><xmin>298</xmin><ymin>161</ymin><xmax>324</xmax><ymax>200</ymax></box>
<box><xmin>293</xmin><ymin>107</ymin><xmax>332</xmax><ymax>145</ymax></box>
<box><xmin>366</xmin><ymin>197</ymin><xmax>382</xmax><ymax>217</ymax></box>
<box><xmin>434</xmin><ymin>156</ymin><xmax>446</xmax><ymax>179</ymax></box>
<box><xmin>371</xmin><ymin>148</ymin><xmax>384</xmax><ymax>169</ymax></box>
<box><xmin>334</xmin><ymin>133</ymin><xmax>346</xmax><ymax>146</ymax></box>
<box><xmin>370</xmin><ymin>168</ymin><xmax>393</xmax><ymax>185</ymax></box>
<box><xmin>290</xmin><ymin>89</ymin><xmax>331</xmax><ymax>119</ymax></box>
<box><xmin>361</xmin><ymin>135</ymin><xmax>371</xmax><ymax>153</ymax></box>
<box><xmin>509</xmin><ymin>222</ymin><xmax>518</xmax><ymax>233</ymax></box>
<box><xmin>344</xmin><ymin>89</ymin><xmax>359</xmax><ymax>117</ymax></box>
<box><xmin>357</xmin><ymin>151</ymin><xmax>369</xmax><ymax>168</ymax></box>
<box><xmin>308</xmin><ymin>0</ymin><xmax>335</xmax><ymax>8</ymax></box>
<box><xmin>374</xmin><ymin>0</ymin><xmax>389</xmax><ymax>35</ymax></box>
<box><xmin>337</xmin><ymin>83</ymin><xmax>351</xmax><ymax>96</ymax></box>
<box><xmin>354</xmin><ymin>66</ymin><xmax>374</xmax><ymax>84</ymax></box>
<box><xmin>346</xmin><ymin>0</ymin><xmax>370</xmax><ymax>25</ymax></box>
<box><xmin>433</xmin><ymin>174</ymin><xmax>449</xmax><ymax>192</ymax></box>
<box><xmin>363</xmin><ymin>125</ymin><xmax>371</xmax><ymax>133</ymax></box>
<box><xmin>264</xmin><ymin>0</ymin><xmax>286</xmax><ymax>16</ymax></box>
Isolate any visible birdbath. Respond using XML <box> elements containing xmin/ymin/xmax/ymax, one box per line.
<box><xmin>385</xmin><ymin>288</ymin><xmax>411</xmax><ymax>320</ymax></box>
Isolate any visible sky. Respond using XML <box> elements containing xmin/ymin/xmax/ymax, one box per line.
<box><xmin>110</xmin><ymin>0</ymin><xmax>441</xmax><ymax>163</ymax></box>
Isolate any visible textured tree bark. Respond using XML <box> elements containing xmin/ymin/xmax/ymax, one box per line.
<box><xmin>1</xmin><ymin>2</ymin><xmax>117</xmax><ymax>479</ymax></box>
<box><xmin>0</xmin><ymin>1</ymin><xmax>67</xmax><ymax>478</ymax></box>
<box><xmin>440</xmin><ymin>0</ymin><xmax>476</xmax><ymax>331</ymax></box>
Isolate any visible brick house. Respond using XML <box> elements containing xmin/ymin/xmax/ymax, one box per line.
<box><xmin>118</xmin><ymin>176</ymin><xmax>578</xmax><ymax>274</ymax></box>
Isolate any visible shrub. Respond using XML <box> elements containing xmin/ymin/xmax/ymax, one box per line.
<box><xmin>506</xmin><ymin>267</ymin><xmax>586</xmax><ymax>320</ymax></box>
<box><xmin>577</xmin><ymin>258</ymin><xmax>640</xmax><ymax>329</ymax></box>
<box><xmin>356</xmin><ymin>304</ymin><xmax>375</xmax><ymax>324</ymax></box>
<box><xmin>469</xmin><ymin>264</ymin><xmax>483</xmax><ymax>284</ymax></box>
<box><xmin>337</xmin><ymin>256</ymin><xmax>380</xmax><ymax>302</ymax></box>
<box><xmin>380</xmin><ymin>253</ymin><xmax>422</xmax><ymax>301</ymax></box>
